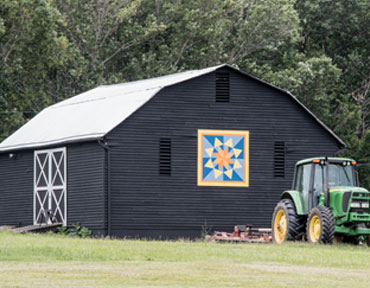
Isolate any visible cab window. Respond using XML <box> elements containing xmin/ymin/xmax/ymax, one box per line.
<box><xmin>328</xmin><ymin>164</ymin><xmax>355</xmax><ymax>187</ymax></box>
<box><xmin>313</xmin><ymin>164</ymin><xmax>324</xmax><ymax>206</ymax></box>
<box><xmin>295</xmin><ymin>164</ymin><xmax>312</xmax><ymax>213</ymax></box>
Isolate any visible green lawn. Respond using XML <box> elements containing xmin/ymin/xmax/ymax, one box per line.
<box><xmin>1</xmin><ymin>231</ymin><xmax>370</xmax><ymax>288</ymax></box>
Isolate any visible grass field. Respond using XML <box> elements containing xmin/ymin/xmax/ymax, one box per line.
<box><xmin>1</xmin><ymin>231</ymin><xmax>370</xmax><ymax>288</ymax></box>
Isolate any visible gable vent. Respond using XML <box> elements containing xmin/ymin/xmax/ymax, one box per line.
<box><xmin>274</xmin><ymin>142</ymin><xmax>285</xmax><ymax>178</ymax></box>
<box><xmin>159</xmin><ymin>138</ymin><xmax>171</xmax><ymax>175</ymax></box>
<box><xmin>215</xmin><ymin>72</ymin><xmax>230</xmax><ymax>102</ymax></box>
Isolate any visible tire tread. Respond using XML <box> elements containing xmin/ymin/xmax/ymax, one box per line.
<box><xmin>307</xmin><ymin>206</ymin><xmax>335</xmax><ymax>244</ymax></box>
<box><xmin>272</xmin><ymin>199</ymin><xmax>305</xmax><ymax>242</ymax></box>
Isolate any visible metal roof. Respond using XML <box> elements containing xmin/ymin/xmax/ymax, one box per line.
<box><xmin>0</xmin><ymin>64</ymin><xmax>345</xmax><ymax>152</ymax></box>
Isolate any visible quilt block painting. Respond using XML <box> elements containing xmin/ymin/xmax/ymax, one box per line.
<box><xmin>197</xmin><ymin>129</ymin><xmax>249</xmax><ymax>187</ymax></box>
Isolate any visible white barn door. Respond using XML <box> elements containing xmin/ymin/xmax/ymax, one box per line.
<box><xmin>34</xmin><ymin>148</ymin><xmax>67</xmax><ymax>225</ymax></box>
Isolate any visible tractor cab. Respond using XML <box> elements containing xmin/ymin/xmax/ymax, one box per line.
<box><xmin>272</xmin><ymin>157</ymin><xmax>370</xmax><ymax>244</ymax></box>
<box><xmin>293</xmin><ymin>157</ymin><xmax>358</xmax><ymax>214</ymax></box>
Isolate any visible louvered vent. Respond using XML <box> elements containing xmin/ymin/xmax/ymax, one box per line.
<box><xmin>215</xmin><ymin>72</ymin><xmax>230</xmax><ymax>102</ymax></box>
<box><xmin>159</xmin><ymin>138</ymin><xmax>171</xmax><ymax>175</ymax></box>
<box><xmin>274</xmin><ymin>142</ymin><xmax>285</xmax><ymax>178</ymax></box>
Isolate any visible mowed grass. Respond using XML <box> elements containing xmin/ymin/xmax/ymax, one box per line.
<box><xmin>1</xmin><ymin>231</ymin><xmax>370</xmax><ymax>288</ymax></box>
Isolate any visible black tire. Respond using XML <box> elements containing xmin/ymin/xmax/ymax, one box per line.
<box><xmin>272</xmin><ymin>199</ymin><xmax>305</xmax><ymax>243</ymax></box>
<box><xmin>306</xmin><ymin>206</ymin><xmax>335</xmax><ymax>244</ymax></box>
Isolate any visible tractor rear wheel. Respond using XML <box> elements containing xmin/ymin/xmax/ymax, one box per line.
<box><xmin>306</xmin><ymin>206</ymin><xmax>335</xmax><ymax>244</ymax></box>
<box><xmin>272</xmin><ymin>199</ymin><xmax>305</xmax><ymax>244</ymax></box>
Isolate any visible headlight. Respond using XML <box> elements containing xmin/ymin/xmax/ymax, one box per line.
<box><xmin>350</xmin><ymin>202</ymin><xmax>361</xmax><ymax>208</ymax></box>
<box><xmin>350</xmin><ymin>202</ymin><xmax>369</xmax><ymax>208</ymax></box>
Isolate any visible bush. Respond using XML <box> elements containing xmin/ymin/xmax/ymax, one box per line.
<box><xmin>56</xmin><ymin>223</ymin><xmax>92</xmax><ymax>238</ymax></box>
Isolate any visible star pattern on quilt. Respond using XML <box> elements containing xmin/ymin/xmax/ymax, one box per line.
<box><xmin>201</xmin><ymin>134</ymin><xmax>245</xmax><ymax>182</ymax></box>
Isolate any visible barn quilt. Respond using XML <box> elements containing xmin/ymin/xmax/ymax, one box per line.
<box><xmin>197</xmin><ymin>130</ymin><xmax>249</xmax><ymax>187</ymax></box>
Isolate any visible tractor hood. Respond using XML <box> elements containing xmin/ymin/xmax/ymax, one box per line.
<box><xmin>328</xmin><ymin>186</ymin><xmax>370</xmax><ymax>226</ymax></box>
<box><xmin>329</xmin><ymin>186</ymin><xmax>369</xmax><ymax>194</ymax></box>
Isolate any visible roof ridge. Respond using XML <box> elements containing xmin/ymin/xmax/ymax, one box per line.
<box><xmin>50</xmin><ymin>64</ymin><xmax>226</xmax><ymax>110</ymax></box>
<box><xmin>99</xmin><ymin>64</ymin><xmax>225</xmax><ymax>88</ymax></box>
<box><xmin>51</xmin><ymin>86</ymin><xmax>161</xmax><ymax>109</ymax></box>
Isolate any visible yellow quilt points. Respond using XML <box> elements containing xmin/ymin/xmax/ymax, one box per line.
<box><xmin>214</xmin><ymin>169</ymin><xmax>223</xmax><ymax>178</ymax></box>
<box><xmin>205</xmin><ymin>148</ymin><xmax>214</xmax><ymax>157</ymax></box>
<box><xmin>234</xmin><ymin>159</ymin><xmax>242</xmax><ymax>169</ymax></box>
<box><xmin>214</xmin><ymin>138</ymin><xmax>223</xmax><ymax>147</ymax></box>
<box><xmin>205</xmin><ymin>159</ymin><xmax>214</xmax><ymax>169</ymax></box>
<box><xmin>233</xmin><ymin>148</ymin><xmax>242</xmax><ymax>158</ymax></box>
<box><xmin>224</xmin><ymin>138</ymin><xmax>233</xmax><ymax>148</ymax></box>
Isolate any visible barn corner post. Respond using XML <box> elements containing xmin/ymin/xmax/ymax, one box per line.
<box><xmin>98</xmin><ymin>138</ymin><xmax>112</xmax><ymax>236</ymax></box>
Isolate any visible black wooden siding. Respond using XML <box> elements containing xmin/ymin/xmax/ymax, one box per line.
<box><xmin>66</xmin><ymin>142</ymin><xmax>106</xmax><ymax>235</ymax></box>
<box><xmin>0</xmin><ymin>142</ymin><xmax>106</xmax><ymax>234</ymax></box>
<box><xmin>106</xmin><ymin>68</ymin><xmax>340</xmax><ymax>238</ymax></box>
<box><xmin>0</xmin><ymin>151</ymin><xmax>33</xmax><ymax>227</ymax></box>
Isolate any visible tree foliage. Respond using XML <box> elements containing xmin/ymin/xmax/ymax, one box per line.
<box><xmin>0</xmin><ymin>0</ymin><xmax>369</xmax><ymax>186</ymax></box>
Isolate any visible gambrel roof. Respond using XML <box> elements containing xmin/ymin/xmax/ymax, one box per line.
<box><xmin>0</xmin><ymin>64</ymin><xmax>345</xmax><ymax>151</ymax></box>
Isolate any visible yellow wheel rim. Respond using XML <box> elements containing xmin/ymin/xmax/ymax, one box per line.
<box><xmin>273</xmin><ymin>209</ymin><xmax>287</xmax><ymax>243</ymax></box>
<box><xmin>309</xmin><ymin>215</ymin><xmax>321</xmax><ymax>243</ymax></box>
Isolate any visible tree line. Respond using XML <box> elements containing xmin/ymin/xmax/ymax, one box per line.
<box><xmin>1</xmin><ymin>0</ymin><xmax>369</xmax><ymax>186</ymax></box>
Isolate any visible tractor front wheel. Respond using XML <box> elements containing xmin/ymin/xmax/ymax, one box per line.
<box><xmin>272</xmin><ymin>199</ymin><xmax>304</xmax><ymax>244</ymax></box>
<box><xmin>306</xmin><ymin>206</ymin><xmax>335</xmax><ymax>244</ymax></box>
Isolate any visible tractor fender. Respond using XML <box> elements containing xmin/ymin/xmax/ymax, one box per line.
<box><xmin>281</xmin><ymin>190</ymin><xmax>304</xmax><ymax>215</ymax></box>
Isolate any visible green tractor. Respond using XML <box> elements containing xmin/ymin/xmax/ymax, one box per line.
<box><xmin>272</xmin><ymin>157</ymin><xmax>370</xmax><ymax>244</ymax></box>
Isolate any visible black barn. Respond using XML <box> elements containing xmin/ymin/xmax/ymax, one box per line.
<box><xmin>0</xmin><ymin>64</ymin><xmax>345</xmax><ymax>238</ymax></box>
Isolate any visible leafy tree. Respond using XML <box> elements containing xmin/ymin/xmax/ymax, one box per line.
<box><xmin>0</xmin><ymin>0</ymin><xmax>71</xmax><ymax>137</ymax></box>
<box><xmin>0</xmin><ymin>0</ymin><xmax>369</xmax><ymax>186</ymax></box>
<box><xmin>294</xmin><ymin>0</ymin><xmax>370</xmax><ymax>187</ymax></box>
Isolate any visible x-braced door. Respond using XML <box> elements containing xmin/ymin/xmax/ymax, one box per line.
<box><xmin>34</xmin><ymin>148</ymin><xmax>67</xmax><ymax>225</ymax></box>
